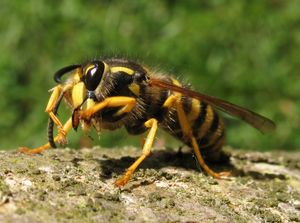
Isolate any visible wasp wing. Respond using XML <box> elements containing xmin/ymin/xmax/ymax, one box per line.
<box><xmin>149</xmin><ymin>78</ymin><xmax>276</xmax><ymax>134</ymax></box>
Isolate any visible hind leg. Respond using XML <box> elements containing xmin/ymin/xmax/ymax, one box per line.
<box><xmin>168</xmin><ymin>95</ymin><xmax>230</xmax><ymax>178</ymax></box>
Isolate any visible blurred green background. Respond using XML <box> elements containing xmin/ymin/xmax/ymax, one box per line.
<box><xmin>0</xmin><ymin>0</ymin><xmax>299</xmax><ymax>151</ymax></box>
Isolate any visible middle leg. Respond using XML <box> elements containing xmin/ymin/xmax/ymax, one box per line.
<box><xmin>115</xmin><ymin>118</ymin><xmax>158</xmax><ymax>187</ymax></box>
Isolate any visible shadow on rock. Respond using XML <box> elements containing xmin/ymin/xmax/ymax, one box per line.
<box><xmin>98</xmin><ymin>148</ymin><xmax>236</xmax><ymax>180</ymax></box>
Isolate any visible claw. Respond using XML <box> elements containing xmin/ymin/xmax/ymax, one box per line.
<box><xmin>114</xmin><ymin>171</ymin><xmax>132</xmax><ymax>187</ymax></box>
<box><xmin>115</xmin><ymin>177</ymin><xmax>130</xmax><ymax>187</ymax></box>
<box><xmin>216</xmin><ymin>171</ymin><xmax>231</xmax><ymax>179</ymax></box>
<box><xmin>19</xmin><ymin>130</ymin><xmax>67</xmax><ymax>155</ymax></box>
<box><xmin>58</xmin><ymin>126</ymin><xmax>66</xmax><ymax>135</ymax></box>
<box><xmin>19</xmin><ymin>147</ymin><xmax>31</xmax><ymax>154</ymax></box>
<box><xmin>19</xmin><ymin>147</ymin><xmax>45</xmax><ymax>155</ymax></box>
<box><xmin>57</xmin><ymin>132</ymin><xmax>67</xmax><ymax>145</ymax></box>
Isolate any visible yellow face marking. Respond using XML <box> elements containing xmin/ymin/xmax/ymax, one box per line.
<box><xmin>72</xmin><ymin>82</ymin><xmax>86</xmax><ymax>108</ymax></box>
<box><xmin>128</xmin><ymin>83</ymin><xmax>140</xmax><ymax>96</ymax></box>
<box><xmin>72</xmin><ymin>68</ymin><xmax>83</xmax><ymax>82</ymax></box>
<box><xmin>187</xmin><ymin>99</ymin><xmax>200</xmax><ymax>122</ymax></box>
<box><xmin>198</xmin><ymin>105</ymin><xmax>214</xmax><ymax>139</ymax></box>
<box><xmin>111</xmin><ymin>66</ymin><xmax>134</xmax><ymax>75</ymax></box>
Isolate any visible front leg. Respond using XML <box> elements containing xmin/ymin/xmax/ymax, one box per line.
<box><xmin>19</xmin><ymin>118</ymin><xmax>73</xmax><ymax>154</ymax></box>
<box><xmin>80</xmin><ymin>96</ymin><xmax>136</xmax><ymax>121</ymax></box>
<box><xmin>45</xmin><ymin>86</ymin><xmax>65</xmax><ymax>139</ymax></box>
<box><xmin>45</xmin><ymin>85</ymin><xmax>72</xmax><ymax>146</ymax></box>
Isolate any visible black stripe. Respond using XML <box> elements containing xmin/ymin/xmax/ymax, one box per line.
<box><xmin>199</xmin><ymin>131</ymin><xmax>224</xmax><ymax>150</ymax></box>
<box><xmin>125</xmin><ymin>120</ymin><xmax>147</xmax><ymax>135</ymax></box>
<box><xmin>165</xmin><ymin>108</ymin><xmax>182</xmax><ymax>137</ymax></box>
<box><xmin>199</xmin><ymin>137</ymin><xmax>209</xmax><ymax>146</ymax></box>
<box><xmin>148</xmin><ymin>88</ymin><xmax>170</xmax><ymax>122</ymax></box>
<box><xmin>100</xmin><ymin>107</ymin><xmax>126</xmax><ymax>122</ymax></box>
<box><xmin>111</xmin><ymin>72</ymin><xmax>133</xmax><ymax>90</ymax></box>
<box><xmin>192</xmin><ymin>102</ymin><xmax>207</xmax><ymax>136</ymax></box>
<box><xmin>157</xmin><ymin>88</ymin><xmax>170</xmax><ymax>107</ymax></box>
<box><xmin>182</xmin><ymin>96</ymin><xmax>192</xmax><ymax>114</ymax></box>
<box><xmin>103</xmin><ymin>71</ymin><xmax>135</xmax><ymax>98</ymax></box>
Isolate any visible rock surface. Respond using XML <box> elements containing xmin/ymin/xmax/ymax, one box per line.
<box><xmin>0</xmin><ymin>147</ymin><xmax>299</xmax><ymax>223</ymax></box>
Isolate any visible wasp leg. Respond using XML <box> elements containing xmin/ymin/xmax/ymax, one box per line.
<box><xmin>175</xmin><ymin>98</ymin><xmax>230</xmax><ymax>178</ymax></box>
<box><xmin>115</xmin><ymin>118</ymin><xmax>158</xmax><ymax>187</ymax></box>
<box><xmin>170</xmin><ymin>96</ymin><xmax>230</xmax><ymax>179</ymax></box>
<box><xmin>45</xmin><ymin>86</ymin><xmax>67</xmax><ymax>143</ymax></box>
<box><xmin>80</xmin><ymin>96</ymin><xmax>136</xmax><ymax>121</ymax></box>
<box><xmin>113</xmin><ymin>102</ymin><xmax>136</xmax><ymax>117</ymax></box>
<box><xmin>19</xmin><ymin>118</ymin><xmax>73</xmax><ymax>154</ymax></box>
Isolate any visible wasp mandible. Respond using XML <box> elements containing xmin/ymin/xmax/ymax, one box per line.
<box><xmin>20</xmin><ymin>58</ymin><xmax>276</xmax><ymax>186</ymax></box>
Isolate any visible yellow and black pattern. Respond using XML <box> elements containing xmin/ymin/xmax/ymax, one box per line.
<box><xmin>72</xmin><ymin>59</ymin><xmax>225</xmax><ymax>159</ymax></box>
<box><xmin>148</xmin><ymin>77</ymin><xmax>225</xmax><ymax>160</ymax></box>
<box><xmin>20</xmin><ymin>57</ymin><xmax>275</xmax><ymax>186</ymax></box>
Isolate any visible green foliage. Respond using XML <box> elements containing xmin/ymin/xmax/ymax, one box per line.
<box><xmin>0</xmin><ymin>0</ymin><xmax>299</xmax><ymax>150</ymax></box>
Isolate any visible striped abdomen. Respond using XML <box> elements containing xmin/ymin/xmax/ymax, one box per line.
<box><xmin>125</xmin><ymin>75</ymin><xmax>225</xmax><ymax>161</ymax></box>
<box><xmin>159</xmin><ymin>80</ymin><xmax>225</xmax><ymax>161</ymax></box>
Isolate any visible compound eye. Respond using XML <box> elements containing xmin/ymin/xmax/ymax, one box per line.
<box><xmin>84</xmin><ymin>61</ymin><xmax>105</xmax><ymax>91</ymax></box>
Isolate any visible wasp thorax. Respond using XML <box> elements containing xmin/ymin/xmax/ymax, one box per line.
<box><xmin>84</xmin><ymin>61</ymin><xmax>106</xmax><ymax>91</ymax></box>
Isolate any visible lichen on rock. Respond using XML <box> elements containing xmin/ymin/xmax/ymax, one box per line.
<box><xmin>0</xmin><ymin>147</ymin><xmax>299</xmax><ymax>222</ymax></box>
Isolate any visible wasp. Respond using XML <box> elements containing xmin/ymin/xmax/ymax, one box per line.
<box><xmin>20</xmin><ymin>58</ymin><xmax>276</xmax><ymax>186</ymax></box>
